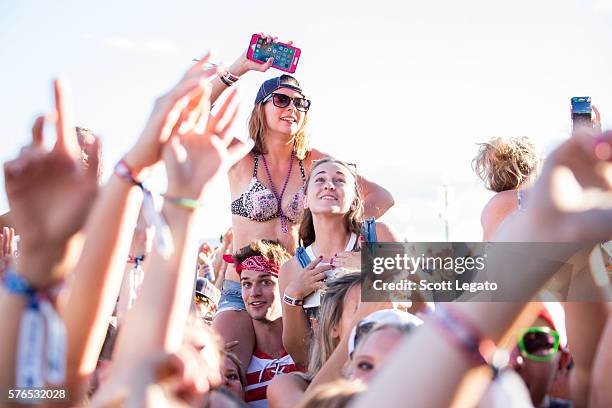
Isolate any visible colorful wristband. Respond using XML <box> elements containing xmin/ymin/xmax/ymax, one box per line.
<box><xmin>2</xmin><ymin>267</ymin><xmax>67</xmax><ymax>387</ymax></box>
<box><xmin>163</xmin><ymin>195</ymin><xmax>203</xmax><ymax>210</ymax></box>
<box><xmin>127</xmin><ymin>254</ymin><xmax>146</xmax><ymax>265</ymax></box>
<box><xmin>114</xmin><ymin>160</ymin><xmax>143</xmax><ymax>188</ymax></box>
<box><xmin>2</xmin><ymin>268</ymin><xmax>37</xmax><ymax>298</ymax></box>
<box><xmin>283</xmin><ymin>292</ymin><xmax>304</xmax><ymax>307</ymax></box>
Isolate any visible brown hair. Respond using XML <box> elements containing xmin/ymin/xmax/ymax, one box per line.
<box><xmin>233</xmin><ymin>239</ymin><xmax>291</xmax><ymax>266</ymax></box>
<box><xmin>299</xmin><ymin>158</ymin><xmax>364</xmax><ymax>247</ymax></box>
<box><xmin>296</xmin><ymin>378</ymin><xmax>366</xmax><ymax>408</ymax></box>
<box><xmin>247</xmin><ymin>76</ymin><xmax>311</xmax><ymax>160</ymax></box>
<box><xmin>472</xmin><ymin>136</ymin><xmax>538</xmax><ymax>192</ymax></box>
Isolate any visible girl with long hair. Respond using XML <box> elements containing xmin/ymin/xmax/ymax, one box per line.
<box><xmin>278</xmin><ymin>157</ymin><xmax>398</xmax><ymax>366</ymax></box>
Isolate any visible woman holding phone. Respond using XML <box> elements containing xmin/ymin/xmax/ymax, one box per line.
<box><xmin>278</xmin><ymin>157</ymin><xmax>398</xmax><ymax>367</ymax></box>
<box><xmin>208</xmin><ymin>34</ymin><xmax>395</xmax><ymax>367</ymax></box>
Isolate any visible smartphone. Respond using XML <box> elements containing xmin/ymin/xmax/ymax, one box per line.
<box><xmin>303</xmin><ymin>289</ymin><xmax>322</xmax><ymax>308</ymax></box>
<box><xmin>247</xmin><ymin>34</ymin><xmax>301</xmax><ymax>74</ymax></box>
<box><xmin>302</xmin><ymin>268</ymin><xmax>339</xmax><ymax>309</ymax></box>
<box><xmin>571</xmin><ymin>96</ymin><xmax>592</xmax><ymax>130</ymax></box>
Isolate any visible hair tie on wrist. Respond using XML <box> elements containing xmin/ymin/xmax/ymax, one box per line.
<box><xmin>114</xmin><ymin>160</ymin><xmax>143</xmax><ymax>188</ymax></box>
<box><xmin>115</xmin><ymin>158</ymin><xmax>174</xmax><ymax>259</ymax></box>
<box><xmin>163</xmin><ymin>195</ymin><xmax>203</xmax><ymax>210</ymax></box>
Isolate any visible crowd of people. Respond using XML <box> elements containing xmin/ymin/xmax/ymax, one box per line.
<box><xmin>0</xmin><ymin>34</ymin><xmax>611</xmax><ymax>407</ymax></box>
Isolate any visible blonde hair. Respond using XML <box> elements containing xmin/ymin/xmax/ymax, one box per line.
<box><xmin>299</xmin><ymin>158</ymin><xmax>364</xmax><ymax>247</ymax></box>
<box><xmin>248</xmin><ymin>90</ymin><xmax>311</xmax><ymax>160</ymax></box>
<box><xmin>472</xmin><ymin>136</ymin><xmax>538</xmax><ymax>192</ymax></box>
<box><xmin>296</xmin><ymin>378</ymin><xmax>366</xmax><ymax>408</ymax></box>
<box><xmin>306</xmin><ymin>273</ymin><xmax>361</xmax><ymax>377</ymax></box>
<box><xmin>223</xmin><ymin>351</ymin><xmax>247</xmax><ymax>388</ymax></box>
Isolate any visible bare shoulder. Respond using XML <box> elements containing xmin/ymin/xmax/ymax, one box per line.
<box><xmin>482</xmin><ymin>191</ymin><xmax>518</xmax><ymax>220</ymax></box>
<box><xmin>228</xmin><ymin>147</ymin><xmax>255</xmax><ymax>187</ymax></box>
<box><xmin>481</xmin><ymin>191</ymin><xmax>519</xmax><ymax>239</ymax></box>
<box><xmin>268</xmin><ymin>372</ymin><xmax>309</xmax><ymax>408</ymax></box>
<box><xmin>375</xmin><ymin>221</ymin><xmax>400</xmax><ymax>242</ymax></box>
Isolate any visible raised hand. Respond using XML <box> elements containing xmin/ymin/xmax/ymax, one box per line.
<box><xmin>123</xmin><ymin>55</ymin><xmax>218</xmax><ymax>172</ymax></box>
<box><xmin>228</xmin><ymin>33</ymin><xmax>291</xmax><ymax>76</ymax></box>
<box><xmin>3</xmin><ymin>81</ymin><xmax>99</xmax><ymax>269</ymax></box>
<box><xmin>221</xmin><ymin>227</ymin><xmax>233</xmax><ymax>248</ymax></box>
<box><xmin>162</xmin><ymin>84</ymin><xmax>254</xmax><ymax>201</ymax></box>
<box><xmin>593</xmin><ymin>104</ymin><xmax>602</xmax><ymax>132</ymax></box>
<box><xmin>0</xmin><ymin>227</ymin><xmax>16</xmax><ymax>275</ymax></box>
<box><xmin>500</xmin><ymin>128</ymin><xmax>612</xmax><ymax>242</ymax></box>
<box><xmin>285</xmin><ymin>257</ymin><xmax>333</xmax><ymax>300</ymax></box>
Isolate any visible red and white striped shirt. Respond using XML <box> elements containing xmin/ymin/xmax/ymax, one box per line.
<box><xmin>244</xmin><ymin>348</ymin><xmax>300</xmax><ymax>408</ymax></box>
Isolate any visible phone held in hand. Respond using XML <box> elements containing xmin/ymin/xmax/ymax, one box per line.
<box><xmin>302</xmin><ymin>268</ymin><xmax>343</xmax><ymax>309</ymax></box>
<box><xmin>571</xmin><ymin>96</ymin><xmax>592</xmax><ymax>130</ymax></box>
<box><xmin>247</xmin><ymin>34</ymin><xmax>301</xmax><ymax>74</ymax></box>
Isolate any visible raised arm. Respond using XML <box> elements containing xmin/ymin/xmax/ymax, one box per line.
<box><xmin>356</xmin><ymin>173</ymin><xmax>395</xmax><ymax>219</ymax></box>
<box><xmin>209</xmin><ymin>33</ymin><xmax>277</xmax><ymax>106</ymax></box>
<box><xmin>59</xmin><ymin>57</ymin><xmax>219</xmax><ymax>401</ymax></box>
<box><xmin>280</xmin><ymin>257</ymin><xmax>332</xmax><ymax>368</ymax></box>
<box><xmin>104</xmin><ymin>78</ymin><xmax>252</xmax><ymax>391</ymax></box>
<box><xmin>309</xmin><ymin>149</ymin><xmax>395</xmax><ymax>219</ymax></box>
<box><xmin>0</xmin><ymin>80</ymin><xmax>98</xmax><ymax>391</ymax></box>
<box><xmin>351</xmin><ymin>129</ymin><xmax>612</xmax><ymax>408</ymax></box>
<box><xmin>211</xmin><ymin>228</ymin><xmax>232</xmax><ymax>288</ymax></box>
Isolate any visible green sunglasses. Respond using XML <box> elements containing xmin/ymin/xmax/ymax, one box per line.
<box><xmin>517</xmin><ymin>327</ymin><xmax>560</xmax><ymax>362</ymax></box>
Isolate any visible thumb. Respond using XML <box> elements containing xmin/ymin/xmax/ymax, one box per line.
<box><xmin>86</xmin><ymin>137</ymin><xmax>101</xmax><ymax>179</ymax></box>
<box><xmin>263</xmin><ymin>57</ymin><xmax>274</xmax><ymax>70</ymax></box>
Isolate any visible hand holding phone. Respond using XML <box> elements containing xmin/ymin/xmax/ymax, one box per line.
<box><xmin>571</xmin><ymin>96</ymin><xmax>593</xmax><ymax>131</ymax></box>
<box><xmin>287</xmin><ymin>257</ymin><xmax>332</xmax><ymax>309</ymax></box>
<box><xmin>247</xmin><ymin>34</ymin><xmax>301</xmax><ymax>74</ymax></box>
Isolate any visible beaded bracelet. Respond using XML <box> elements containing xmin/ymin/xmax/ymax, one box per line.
<box><xmin>220</xmin><ymin>70</ymin><xmax>239</xmax><ymax>87</ymax></box>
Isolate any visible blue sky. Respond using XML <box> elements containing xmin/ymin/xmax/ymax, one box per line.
<box><xmin>2</xmin><ymin>0</ymin><xmax>612</xmax><ymax>242</ymax></box>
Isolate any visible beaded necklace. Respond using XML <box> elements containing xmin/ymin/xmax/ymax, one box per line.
<box><xmin>262</xmin><ymin>149</ymin><xmax>295</xmax><ymax>233</ymax></box>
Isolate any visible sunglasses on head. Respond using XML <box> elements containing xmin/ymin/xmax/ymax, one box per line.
<box><xmin>517</xmin><ymin>327</ymin><xmax>560</xmax><ymax>362</ymax></box>
<box><xmin>312</xmin><ymin>159</ymin><xmax>357</xmax><ymax>171</ymax></box>
<box><xmin>263</xmin><ymin>92</ymin><xmax>311</xmax><ymax>112</ymax></box>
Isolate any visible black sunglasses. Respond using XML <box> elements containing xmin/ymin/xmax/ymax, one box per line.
<box><xmin>263</xmin><ymin>93</ymin><xmax>311</xmax><ymax>112</ymax></box>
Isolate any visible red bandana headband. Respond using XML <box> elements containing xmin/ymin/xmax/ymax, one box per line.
<box><xmin>223</xmin><ymin>254</ymin><xmax>280</xmax><ymax>277</ymax></box>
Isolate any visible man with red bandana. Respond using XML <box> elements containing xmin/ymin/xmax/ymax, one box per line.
<box><xmin>225</xmin><ymin>240</ymin><xmax>301</xmax><ymax>408</ymax></box>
